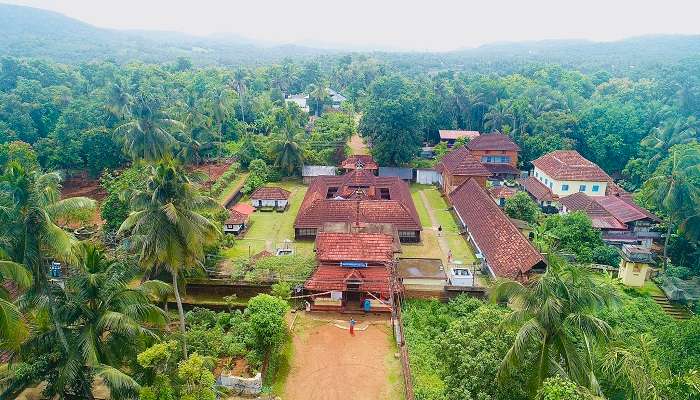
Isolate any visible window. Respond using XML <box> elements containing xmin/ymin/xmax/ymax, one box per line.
<box><xmin>379</xmin><ymin>188</ymin><xmax>391</xmax><ymax>200</ymax></box>
<box><xmin>544</xmin><ymin>178</ymin><xmax>548</xmax><ymax>185</ymax></box>
<box><xmin>579</xmin><ymin>184</ymin><xmax>587</xmax><ymax>192</ymax></box>
<box><xmin>481</xmin><ymin>156</ymin><xmax>511</xmax><ymax>164</ymax></box>
<box><xmin>549</xmin><ymin>182</ymin><xmax>553</xmax><ymax>188</ymax></box>
<box><xmin>326</xmin><ymin>187</ymin><xmax>339</xmax><ymax>198</ymax></box>
<box><xmin>561</xmin><ymin>184</ymin><xmax>569</xmax><ymax>191</ymax></box>
<box><xmin>592</xmin><ymin>185</ymin><xmax>600</xmax><ymax>192</ymax></box>
<box><xmin>296</xmin><ymin>228</ymin><xmax>317</xmax><ymax>237</ymax></box>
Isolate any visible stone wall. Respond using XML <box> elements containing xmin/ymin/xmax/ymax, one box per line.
<box><xmin>218</xmin><ymin>372</ymin><xmax>262</xmax><ymax>396</ymax></box>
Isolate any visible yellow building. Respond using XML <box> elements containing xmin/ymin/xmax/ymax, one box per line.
<box><xmin>618</xmin><ymin>244</ymin><xmax>656</xmax><ymax>287</ymax></box>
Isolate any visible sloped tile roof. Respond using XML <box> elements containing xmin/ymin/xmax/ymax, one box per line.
<box><xmin>449</xmin><ymin>179</ymin><xmax>545</xmax><ymax>280</ymax></box>
<box><xmin>519</xmin><ymin>177</ymin><xmax>556</xmax><ymax>202</ymax></box>
<box><xmin>341</xmin><ymin>155</ymin><xmax>378</xmax><ymax>170</ymax></box>
<box><xmin>436</xmin><ymin>146</ymin><xmax>492</xmax><ymax>177</ymax></box>
<box><xmin>315</xmin><ymin>232</ymin><xmax>394</xmax><ymax>263</ymax></box>
<box><xmin>483</xmin><ymin>163</ymin><xmax>520</xmax><ymax>175</ymax></box>
<box><xmin>225</xmin><ymin>209</ymin><xmax>248</xmax><ymax>225</ymax></box>
<box><xmin>594</xmin><ymin>196</ymin><xmax>651</xmax><ymax>224</ymax></box>
<box><xmin>560</xmin><ymin>192</ymin><xmax>628</xmax><ymax>230</ymax></box>
<box><xmin>532</xmin><ymin>150</ymin><xmax>610</xmax><ymax>181</ymax></box>
<box><xmin>489</xmin><ymin>186</ymin><xmax>518</xmax><ymax>200</ymax></box>
<box><xmin>439</xmin><ymin>130</ymin><xmax>480</xmax><ymax>140</ymax></box>
<box><xmin>305</xmin><ymin>265</ymin><xmax>392</xmax><ymax>295</ymax></box>
<box><xmin>294</xmin><ymin>170</ymin><xmax>421</xmax><ymax>231</ymax></box>
<box><xmin>250</xmin><ymin>186</ymin><xmax>291</xmax><ymax>200</ymax></box>
<box><xmin>466</xmin><ymin>133</ymin><xmax>520</xmax><ymax>151</ymax></box>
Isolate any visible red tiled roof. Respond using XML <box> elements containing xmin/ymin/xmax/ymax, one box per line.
<box><xmin>225</xmin><ymin>209</ymin><xmax>248</xmax><ymax>225</ymax></box>
<box><xmin>594</xmin><ymin>196</ymin><xmax>652</xmax><ymax>224</ymax></box>
<box><xmin>341</xmin><ymin>155</ymin><xmax>378</xmax><ymax>170</ymax></box>
<box><xmin>439</xmin><ymin>130</ymin><xmax>480</xmax><ymax>140</ymax></box>
<box><xmin>250</xmin><ymin>186</ymin><xmax>291</xmax><ymax>200</ymax></box>
<box><xmin>305</xmin><ymin>265</ymin><xmax>392</xmax><ymax>295</ymax></box>
<box><xmin>449</xmin><ymin>179</ymin><xmax>545</xmax><ymax>280</ymax></box>
<box><xmin>532</xmin><ymin>150</ymin><xmax>610</xmax><ymax>182</ymax></box>
<box><xmin>232</xmin><ymin>203</ymin><xmax>255</xmax><ymax>215</ymax></box>
<box><xmin>489</xmin><ymin>186</ymin><xmax>518</xmax><ymax>200</ymax></box>
<box><xmin>519</xmin><ymin>177</ymin><xmax>556</xmax><ymax>202</ymax></box>
<box><xmin>560</xmin><ymin>192</ymin><xmax>628</xmax><ymax>230</ymax></box>
<box><xmin>294</xmin><ymin>171</ymin><xmax>421</xmax><ymax>231</ymax></box>
<box><xmin>315</xmin><ymin>232</ymin><xmax>394</xmax><ymax>263</ymax></box>
<box><xmin>483</xmin><ymin>163</ymin><xmax>520</xmax><ymax>175</ymax></box>
<box><xmin>436</xmin><ymin>147</ymin><xmax>492</xmax><ymax>177</ymax></box>
<box><xmin>466</xmin><ymin>133</ymin><xmax>520</xmax><ymax>151</ymax></box>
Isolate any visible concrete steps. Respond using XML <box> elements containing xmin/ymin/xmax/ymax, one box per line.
<box><xmin>651</xmin><ymin>295</ymin><xmax>692</xmax><ymax>320</ymax></box>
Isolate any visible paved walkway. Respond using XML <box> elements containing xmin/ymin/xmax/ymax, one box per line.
<box><xmin>418</xmin><ymin>190</ymin><xmax>452</xmax><ymax>265</ymax></box>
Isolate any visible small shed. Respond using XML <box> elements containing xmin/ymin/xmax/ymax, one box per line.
<box><xmin>416</xmin><ymin>169</ymin><xmax>442</xmax><ymax>185</ymax></box>
<box><xmin>302</xmin><ymin>165</ymin><xmax>338</xmax><ymax>184</ymax></box>
<box><xmin>379</xmin><ymin>167</ymin><xmax>413</xmax><ymax>181</ymax></box>
<box><xmin>250</xmin><ymin>187</ymin><xmax>291</xmax><ymax>211</ymax></box>
<box><xmin>224</xmin><ymin>203</ymin><xmax>255</xmax><ymax>235</ymax></box>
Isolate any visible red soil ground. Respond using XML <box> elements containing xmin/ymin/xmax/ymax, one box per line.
<box><xmin>188</xmin><ymin>159</ymin><xmax>235</xmax><ymax>189</ymax></box>
<box><xmin>284</xmin><ymin>313</ymin><xmax>402</xmax><ymax>400</ymax></box>
<box><xmin>60</xmin><ymin>171</ymin><xmax>107</xmax><ymax>201</ymax></box>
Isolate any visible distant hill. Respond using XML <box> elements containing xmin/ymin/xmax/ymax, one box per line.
<box><xmin>0</xmin><ymin>3</ymin><xmax>333</xmax><ymax>65</ymax></box>
<box><xmin>2</xmin><ymin>3</ymin><xmax>700</xmax><ymax>73</ymax></box>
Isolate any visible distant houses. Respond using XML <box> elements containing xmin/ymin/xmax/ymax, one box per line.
<box><xmin>284</xmin><ymin>88</ymin><xmax>347</xmax><ymax>114</ymax></box>
<box><xmin>438</xmin><ymin>130</ymin><xmax>480</xmax><ymax>147</ymax></box>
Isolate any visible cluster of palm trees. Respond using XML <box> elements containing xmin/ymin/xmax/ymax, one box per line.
<box><xmin>0</xmin><ymin>81</ymin><xmax>225</xmax><ymax>397</ymax></box>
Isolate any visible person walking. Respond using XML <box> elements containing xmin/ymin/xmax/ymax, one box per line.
<box><xmin>349</xmin><ymin>318</ymin><xmax>356</xmax><ymax>336</ymax></box>
<box><xmin>438</xmin><ymin>225</ymin><xmax>443</xmax><ymax>237</ymax></box>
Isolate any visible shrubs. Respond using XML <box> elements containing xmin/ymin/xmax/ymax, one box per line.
<box><xmin>209</xmin><ymin>162</ymin><xmax>240</xmax><ymax>198</ymax></box>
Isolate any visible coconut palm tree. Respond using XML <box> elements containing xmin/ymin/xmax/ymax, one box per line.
<box><xmin>484</xmin><ymin>100</ymin><xmax>513</xmax><ymax>132</ymax></box>
<box><xmin>118</xmin><ymin>158</ymin><xmax>221</xmax><ymax>357</ymax></box>
<box><xmin>115</xmin><ymin>97</ymin><xmax>184</xmax><ymax>162</ymax></box>
<box><xmin>309</xmin><ymin>82</ymin><xmax>328</xmax><ymax>117</ymax></box>
<box><xmin>642</xmin><ymin>145</ymin><xmax>700</xmax><ymax>267</ymax></box>
<box><xmin>0</xmin><ymin>258</ymin><xmax>31</xmax><ymax>351</ymax></box>
<box><xmin>453</xmin><ymin>83</ymin><xmax>485</xmax><ymax>130</ymax></box>
<box><xmin>641</xmin><ymin>117</ymin><xmax>700</xmax><ymax>169</ymax></box>
<box><xmin>273</xmin><ymin>116</ymin><xmax>304</xmax><ymax>176</ymax></box>
<box><xmin>0</xmin><ymin>243</ymin><xmax>168</xmax><ymax>399</ymax></box>
<box><xmin>0</xmin><ymin>162</ymin><xmax>95</xmax><ymax>353</ymax></box>
<box><xmin>490</xmin><ymin>258</ymin><xmax>618</xmax><ymax>394</ymax></box>
<box><xmin>231</xmin><ymin>69</ymin><xmax>248</xmax><ymax>123</ymax></box>
<box><xmin>210</xmin><ymin>88</ymin><xmax>233</xmax><ymax>160</ymax></box>
<box><xmin>105</xmin><ymin>80</ymin><xmax>131</xmax><ymax>121</ymax></box>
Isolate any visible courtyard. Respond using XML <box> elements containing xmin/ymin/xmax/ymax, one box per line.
<box><xmin>281</xmin><ymin>312</ymin><xmax>404</xmax><ymax>400</ymax></box>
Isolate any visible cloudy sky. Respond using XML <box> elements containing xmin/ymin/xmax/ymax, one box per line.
<box><xmin>6</xmin><ymin>0</ymin><xmax>700</xmax><ymax>51</ymax></box>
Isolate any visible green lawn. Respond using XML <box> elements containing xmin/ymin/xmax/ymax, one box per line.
<box><xmin>422</xmin><ymin>188</ymin><xmax>460</xmax><ymax>233</ymax></box>
<box><xmin>410</xmin><ymin>185</ymin><xmax>432</xmax><ymax>228</ymax></box>
<box><xmin>222</xmin><ymin>180</ymin><xmax>314</xmax><ymax>261</ymax></box>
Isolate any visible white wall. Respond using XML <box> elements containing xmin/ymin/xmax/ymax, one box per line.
<box><xmin>532</xmin><ymin>167</ymin><xmax>607</xmax><ymax>197</ymax></box>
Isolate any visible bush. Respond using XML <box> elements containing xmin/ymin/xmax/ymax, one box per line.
<box><xmin>177</xmin><ymin>354</ymin><xmax>217</xmax><ymax>400</ymax></box>
<box><xmin>246</xmin><ymin>294</ymin><xmax>289</xmax><ymax>355</ymax></box>
<box><xmin>537</xmin><ymin>377</ymin><xmax>583</xmax><ymax>400</ymax></box>
<box><xmin>592</xmin><ymin>245</ymin><xmax>621</xmax><ymax>266</ymax></box>
<box><xmin>185</xmin><ymin>307</ymin><xmax>218</xmax><ymax>328</ymax></box>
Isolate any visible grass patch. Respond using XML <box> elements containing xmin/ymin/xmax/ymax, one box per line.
<box><xmin>444</xmin><ymin>233</ymin><xmax>476</xmax><ymax>263</ymax></box>
<box><xmin>222</xmin><ymin>180</ymin><xmax>312</xmax><ymax>261</ymax></box>
<box><xmin>384</xmin><ymin>325</ymin><xmax>405</xmax><ymax>400</ymax></box>
<box><xmin>632</xmin><ymin>281</ymin><xmax>665</xmax><ymax>297</ymax></box>
<box><xmin>268</xmin><ymin>330</ymin><xmax>294</xmax><ymax>395</ymax></box>
<box><xmin>410</xmin><ymin>190</ymin><xmax>432</xmax><ymax>228</ymax></box>
<box><xmin>216</xmin><ymin>172</ymin><xmax>249</xmax><ymax>204</ymax></box>
<box><xmin>401</xmin><ymin>230</ymin><xmax>444</xmax><ymax>260</ymax></box>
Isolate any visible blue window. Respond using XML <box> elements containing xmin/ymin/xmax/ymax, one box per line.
<box><xmin>579</xmin><ymin>184</ymin><xmax>587</xmax><ymax>192</ymax></box>
<box><xmin>549</xmin><ymin>182</ymin><xmax>553</xmax><ymax>188</ymax></box>
<box><xmin>544</xmin><ymin>178</ymin><xmax>548</xmax><ymax>185</ymax></box>
<box><xmin>562</xmin><ymin>184</ymin><xmax>569</xmax><ymax>191</ymax></box>
<box><xmin>592</xmin><ymin>185</ymin><xmax>600</xmax><ymax>192</ymax></box>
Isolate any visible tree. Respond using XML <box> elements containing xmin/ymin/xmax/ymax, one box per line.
<box><xmin>105</xmin><ymin>80</ymin><xmax>131</xmax><ymax>121</ymax></box>
<box><xmin>308</xmin><ymin>82</ymin><xmax>328</xmax><ymax>117</ymax></box>
<box><xmin>359</xmin><ymin>75</ymin><xmax>423</xmax><ymax>166</ymax></box>
<box><xmin>491</xmin><ymin>259</ymin><xmax>618</xmax><ymax>393</ymax></box>
<box><xmin>541</xmin><ymin>212</ymin><xmax>607</xmax><ymax>263</ymax></box>
<box><xmin>246</xmin><ymin>294</ymin><xmax>288</xmax><ymax>359</ymax></box>
<box><xmin>504</xmin><ymin>192</ymin><xmax>540</xmax><ymax>224</ymax></box>
<box><xmin>242</xmin><ymin>158</ymin><xmax>269</xmax><ymax>194</ymax></box>
<box><xmin>115</xmin><ymin>97</ymin><xmax>183</xmax><ymax>162</ymax></box>
<box><xmin>210</xmin><ymin>88</ymin><xmax>233</xmax><ymax>160</ymax></box>
<box><xmin>231</xmin><ymin>69</ymin><xmax>248</xmax><ymax>123</ymax></box>
<box><xmin>0</xmin><ymin>258</ymin><xmax>31</xmax><ymax>351</ymax></box>
<box><xmin>484</xmin><ymin>100</ymin><xmax>513</xmax><ymax>132</ymax></box>
<box><xmin>641</xmin><ymin>144</ymin><xmax>700</xmax><ymax>267</ymax></box>
<box><xmin>537</xmin><ymin>377</ymin><xmax>585</xmax><ymax>400</ymax></box>
<box><xmin>641</xmin><ymin>117</ymin><xmax>700</xmax><ymax>169</ymax></box>
<box><xmin>177</xmin><ymin>354</ymin><xmax>216</xmax><ymax>400</ymax></box>
<box><xmin>0</xmin><ymin>162</ymin><xmax>95</xmax><ymax>354</ymax></box>
<box><xmin>272</xmin><ymin>115</ymin><xmax>304</xmax><ymax>176</ymax></box>
<box><xmin>1</xmin><ymin>243</ymin><xmax>167</xmax><ymax>399</ymax></box>
<box><xmin>119</xmin><ymin>159</ymin><xmax>221</xmax><ymax>357</ymax></box>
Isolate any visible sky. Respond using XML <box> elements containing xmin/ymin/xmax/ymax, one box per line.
<box><xmin>5</xmin><ymin>0</ymin><xmax>700</xmax><ymax>51</ymax></box>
